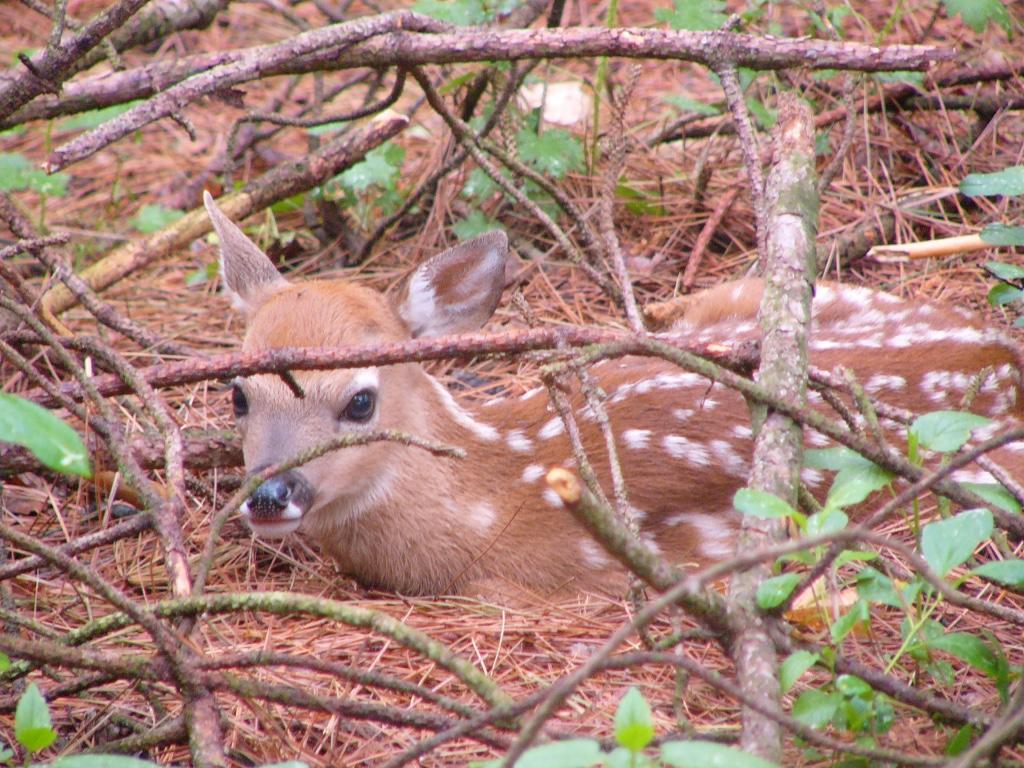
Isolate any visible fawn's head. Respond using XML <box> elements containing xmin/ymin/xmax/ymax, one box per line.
<box><xmin>204</xmin><ymin>192</ymin><xmax>509</xmax><ymax>539</ymax></box>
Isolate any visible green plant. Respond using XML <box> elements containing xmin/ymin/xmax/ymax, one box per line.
<box><xmin>0</xmin><ymin>394</ymin><xmax>91</xmax><ymax>478</ymax></box>
<box><xmin>322</xmin><ymin>141</ymin><xmax>407</xmax><ymax>229</ymax></box>
<box><xmin>475</xmin><ymin>687</ymin><xmax>780</xmax><ymax>767</ymax></box>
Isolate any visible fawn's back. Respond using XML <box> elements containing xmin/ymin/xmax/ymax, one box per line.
<box><xmin>205</xmin><ymin>193</ymin><xmax>1023</xmax><ymax>598</ymax></box>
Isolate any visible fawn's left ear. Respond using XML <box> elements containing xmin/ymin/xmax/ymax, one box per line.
<box><xmin>204</xmin><ymin>191</ymin><xmax>289</xmax><ymax>316</ymax></box>
<box><xmin>396</xmin><ymin>231</ymin><xmax>509</xmax><ymax>338</ymax></box>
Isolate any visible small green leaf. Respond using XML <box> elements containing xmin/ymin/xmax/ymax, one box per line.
<box><xmin>980</xmin><ymin>225</ymin><xmax>1024</xmax><ymax>247</ymax></box>
<box><xmin>856</xmin><ymin>566</ymin><xmax>902</xmax><ymax>608</ymax></box>
<box><xmin>515</xmin><ymin>739</ymin><xmax>604</xmax><ymax>768</ymax></box>
<box><xmin>942</xmin><ymin>0</ymin><xmax>1011</xmax><ymax>32</ymax></box>
<box><xmin>14</xmin><ymin>683</ymin><xmax>56</xmax><ymax>754</ymax></box>
<box><xmin>988</xmin><ymin>283</ymin><xmax>1024</xmax><ymax>307</ymax></box>
<box><xmin>834</xmin><ymin>674</ymin><xmax>872</xmax><ymax>698</ymax></box>
<box><xmin>662</xmin><ymin>95</ymin><xmax>721</xmax><ymax>116</ymax></box>
<box><xmin>961</xmin><ymin>166</ymin><xmax>1024</xmax><ymax>198</ymax></box>
<box><xmin>779</xmin><ymin>651</ymin><xmax>818</xmax><ymax>694</ymax></box>
<box><xmin>911</xmin><ymin>411</ymin><xmax>991</xmax><ymax>453</ymax></box>
<box><xmin>756</xmin><ymin>573</ymin><xmax>802</xmax><ymax>609</ymax></box>
<box><xmin>872</xmin><ymin>71</ymin><xmax>926</xmax><ymax>86</ymax></box>
<box><xmin>946</xmin><ymin>724</ymin><xmax>975</xmax><ymax>756</ymax></box>
<box><xmin>825</xmin><ymin>463</ymin><xmax>892</xmax><ymax>510</ymax></box>
<box><xmin>921</xmin><ymin>508</ymin><xmax>993</xmax><ymax>577</ymax></box>
<box><xmin>654</xmin><ymin>0</ymin><xmax>728</xmax><ymax>31</ymax></box>
<box><xmin>985</xmin><ymin>260</ymin><xmax>1024</xmax><ymax>281</ymax></box>
<box><xmin>0</xmin><ymin>393</ymin><xmax>91</xmax><ymax>477</ymax></box>
<box><xmin>56</xmin><ymin>101</ymin><xmax>141</xmax><ymax>132</ymax></box>
<box><xmin>0</xmin><ymin>652</ymin><xmax>8</xmax><ymax>671</ymax></box>
<box><xmin>49</xmin><ymin>756</ymin><xmax>166</xmax><ymax>767</ymax></box>
<box><xmin>973</xmin><ymin>559</ymin><xmax>1024</xmax><ymax>587</ymax></box>
<box><xmin>131</xmin><ymin>204</ymin><xmax>185</xmax><ymax>233</ymax></box>
<box><xmin>452</xmin><ymin>210</ymin><xmax>503</xmax><ymax>241</ymax></box>
<box><xmin>961</xmin><ymin>482</ymin><xmax>1021</xmax><ymax>514</ymax></box>
<box><xmin>830</xmin><ymin>599</ymin><xmax>870</xmax><ymax>642</ymax></box>
<box><xmin>516</xmin><ymin>128</ymin><xmax>584</xmax><ymax>179</ymax></box>
<box><xmin>461</xmin><ymin>167</ymin><xmax>500</xmax><ymax>201</ymax></box>
<box><xmin>0</xmin><ymin>745</ymin><xmax>12</xmax><ymax>762</ymax></box>
<box><xmin>805</xmin><ymin>508</ymin><xmax>848</xmax><ymax>537</ymax></box>
<box><xmin>0</xmin><ymin>152</ymin><xmax>68</xmax><ymax>196</ymax></box>
<box><xmin>413</xmin><ymin>0</ymin><xmax>489</xmax><ymax>25</ymax></box>
<box><xmin>337</xmin><ymin>143</ymin><xmax>405</xmax><ymax>193</ymax></box>
<box><xmin>733</xmin><ymin>488</ymin><xmax>800</xmax><ymax>521</ymax></box>
<box><xmin>791</xmin><ymin>689</ymin><xmax>840</xmax><ymax>729</ymax></box>
<box><xmin>928</xmin><ymin>632</ymin><xmax>1001</xmax><ymax>678</ymax></box>
<box><xmin>614</xmin><ymin>687</ymin><xmax>655</xmax><ymax>752</ymax></box>
<box><xmin>804</xmin><ymin>446</ymin><xmax>870</xmax><ymax>471</ymax></box>
<box><xmin>661</xmin><ymin>740</ymin><xmax>781</xmax><ymax>768</ymax></box>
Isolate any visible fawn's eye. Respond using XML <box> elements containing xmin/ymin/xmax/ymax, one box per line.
<box><xmin>341</xmin><ymin>389</ymin><xmax>376</xmax><ymax>423</ymax></box>
<box><xmin>231</xmin><ymin>383</ymin><xmax>249</xmax><ymax>417</ymax></box>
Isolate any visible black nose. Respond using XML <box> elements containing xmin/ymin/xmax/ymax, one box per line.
<box><xmin>248</xmin><ymin>474</ymin><xmax>297</xmax><ymax>517</ymax></box>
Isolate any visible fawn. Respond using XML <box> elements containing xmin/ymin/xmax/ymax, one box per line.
<box><xmin>204</xmin><ymin>192</ymin><xmax>1023</xmax><ymax>598</ymax></box>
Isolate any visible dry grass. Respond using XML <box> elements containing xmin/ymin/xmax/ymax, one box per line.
<box><xmin>2</xmin><ymin>0</ymin><xmax>1024</xmax><ymax>765</ymax></box>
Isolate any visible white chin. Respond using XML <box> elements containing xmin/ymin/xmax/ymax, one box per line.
<box><xmin>246</xmin><ymin>519</ymin><xmax>303</xmax><ymax>538</ymax></box>
<box><xmin>241</xmin><ymin>500</ymin><xmax>304</xmax><ymax>538</ymax></box>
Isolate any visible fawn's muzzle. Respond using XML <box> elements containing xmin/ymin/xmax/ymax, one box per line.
<box><xmin>241</xmin><ymin>469</ymin><xmax>314</xmax><ymax>538</ymax></box>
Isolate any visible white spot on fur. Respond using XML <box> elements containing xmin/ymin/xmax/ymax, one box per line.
<box><xmin>429</xmin><ymin>379</ymin><xmax>499</xmax><ymax>442</ymax></box>
<box><xmin>732</xmin><ymin>424</ymin><xmax>753</xmax><ymax>440</ymax></box>
<box><xmin>543</xmin><ymin>487</ymin><xmax>563</xmax><ymax>508</ymax></box>
<box><xmin>483</xmin><ymin>396</ymin><xmax>507</xmax><ymax>408</ymax></box>
<box><xmin>538</xmin><ymin>416</ymin><xmax>565</xmax><ymax>440</ymax></box>
<box><xmin>951</xmin><ymin>469</ymin><xmax>998</xmax><ymax>484</ymax></box>
<box><xmin>623</xmin><ymin>429</ymin><xmax>651</xmax><ymax>450</ymax></box>
<box><xmin>507</xmin><ymin>429</ymin><xmax>533</xmax><ymax>453</ymax></box>
<box><xmin>579</xmin><ymin>539</ymin><xmax>612</xmax><ymax>568</ymax></box>
<box><xmin>663</xmin><ymin>435</ymin><xmax>710</xmax><ymax>466</ymax></box>
<box><xmin>710</xmin><ymin>440</ymin><xmax>748</xmax><ymax>478</ymax></box>
<box><xmin>519</xmin><ymin>386</ymin><xmax>543</xmax><ymax>401</ymax></box>
<box><xmin>865</xmin><ymin>374</ymin><xmax>907</xmax><ymax>393</ymax></box>
<box><xmin>521</xmin><ymin>464</ymin><xmax>546</xmax><ymax>483</ymax></box>
<box><xmin>801</xmin><ymin>468</ymin><xmax>825</xmax><ymax>488</ymax></box>
<box><xmin>468</xmin><ymin>502</ymin><xmax>497</xmax><ymax>530</ymax></box>
<box><xmin>673</xmin><ymin>408</ymin><xmax>694</xmax><ymax>421</ymax></box>
<box><xmin>668</xmin><ymin>512</ymin><xmax>734</xmax><ymax>559</ymax></box>
<box><xmin>805</xmin><ymin>430</ymin><xmax>830</xmax><ymax>448</ymax></box>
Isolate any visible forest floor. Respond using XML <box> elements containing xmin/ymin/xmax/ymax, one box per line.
<box><xmin>1</xmin><ymin>0</ymin><xmax>1024</xmax><ymax>765</ymax></box>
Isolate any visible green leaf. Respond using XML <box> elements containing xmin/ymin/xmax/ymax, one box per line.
<box><xmin>872</xmin><ymin>71</ymin><xmax>926</xmax><ymax>86</ymax></box>
<box><xmin>306</xmin><ymin>120</ymin><xmax>348</xmax><ymax>137</ymax></box>
<box><xmin>834</xmin><ymin>674</ymin><xmax>871</xmax><ymax>698</ymax></box>
<box><xmin>56</xmin><ymin>101</ymin><xmax>141</xmax><ymax>132</ymax></box>
<box><xmin>961</xmin><ymin>482</ymin><xmax>1021</xmax><ymax>514</ymax></box>
<box><xmin>756</xmin><ymin>572</ymin><xmax>802</xmax><ymax>609</ymax></box>
<box><xmin>49</xmin><ymin>756</ymin><xmax>166</xmax><ymax>767</ymax></box>
<box><xmin>0</xmin><ymin>393</ymin><xmax>91</xmax><ymax>477</ymax></box>
<box><xmin>0</xmin><ymin>746</ymin><xmax>12</xmax><ymax>763</ymax></box>
<box><xmin>985</xmin><ymin>260</ymin><xmax>1024</xmax><ymax>281</ymax></box>
<box><xmin>824</xmin><ymin>463</ymin><xmax>892</xmax><ymax>511</ymax></box>
<box><xmin>516</xmin><ymin>128</ymin><xmax>583</xmax><ymax>179</ymax></box>
<box><xmin>779</xmin><ymin>651</ymin><xmax>818</xmax><ymax>694</ymax></box>
<box><xmin>830</xmin><ymin>599</ymin><xmax>869</xmax><ymax>643</ymax></box>
<box><xmin>654</xmin><ymin>0</ymin><xmax>728</xmax><ymax>31</ymax></box>
<box><xmin>337</xmin><ymin>143</ymin><xmax>405</xmax><ymax>193</ymax></box>
<box><xmin>0</xmin><ymin>652</ymin><xmax>8</xmax><ymax>671</ymax></box>
<box><xmin>614</xmin><ymin>687</ymin><xmax>654</xmax><ymax>752</ymax></box>
<box><xmin>791</xmin><ymin>689</ymin><xmax>840</xmax><ymax>729</ymax></box>
<box><xmin>15</xmin><ymin>683</ymin><xmax>56</xmax><ymax>754</ymax></box>
<box><xmin>0</xmin><ymin>152</ymin><xmax>68</xmax><ymax>196</ymax></box>
<box><xmin>911</xmin><ymin>411</ymin><xmax>992</xmax><ymax>453</ymax></box>
<box><xmin>514</xmin><ymin>739</ymin><xmax>604</xmax><ymax>768</ymax></box>
<box><xmin>804</xmin><ymin>446</ymin><xmax>870</xmax><ymax>471</ymax></box>
<box><xmin>942</xmin><ymin>0</ymin><xmax>1011</xmax><ymax>32</ymax></box>
<box><xmin>461</xmin><ymin>167</ymin><xmax>501</xmax><ymax>201</ymax></box>
<box><xmin>972</xmin><ymin>559</ymin><xmax>1024</xmax><ymax>587</ymax></box>
<box><xmin>988</xmin><ymin>283</ymin><xmax>1024</xmax><ymax>307</ymax></box>
<box><xmin>805</xmin><ymin>508</ymin><xmax>848</xmax><ymax>538</ymax></box>
<box><xmin>921</xmin><ymin>508</ymin><xmax>993</xmax><ymax>577</ymax></box>
<box><xmin>452</xmin><ymin>210</ymin><xmax>503</xmax><ymax>241</ymax></box>
<box><xmin>945</xmin><ymin>724</ymin><xmax>974</xmax><ymax>756</ymax></box>
<box><xmin>662</xmin><ymin>95</ymin><xmax>721</xmax><ymax>116</ymax></box>
<box><xmin>980</xmin><ymin>225</ymin><xmax>1024</xmax><ymax>247</ymax></box>
<box><xmin>130</xmin><ymin>204</ymin><xmax>185</xmax><ymax>234</ymax></box>
<box><xmin>928</xmin><ymin>632</ymin><xmax>1001</xmax><ymax>678</ymax></box>
<box><xmin>661</xmin><ymin>741</ymin><xmax>781</xmax><ymax>768</ymax></box>
<box><xmin>733</xmin><ymin>488</ymin><xmax>800</xmax><ymax>520</ymax></box>
<box><xmin>413</xmin><ymin>0</ymin><xmax>489</xmax><ymax>25</ymax></box>
<box><xmin>961</xmin><ymin>166</ymin><xmax>1024</xmax><ymax>198</ymax></box>
<box><xmin>856</xmin><ymin>566</ymin><xmax>903</xmax><ymax>608</ymax></box>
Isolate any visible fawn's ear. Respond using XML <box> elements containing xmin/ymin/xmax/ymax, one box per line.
<box><xmin>395</xmin><ymin>231</ymin><xmax>509</xmax><ymax>338</ymax></box>
<box><xmin>204</xmin><ymin>191</ymin><xmax>289</xmax><ymax>315</ymax></box>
